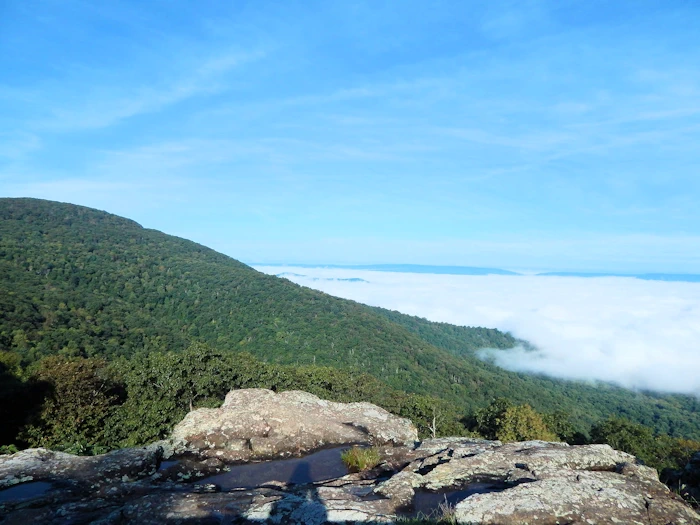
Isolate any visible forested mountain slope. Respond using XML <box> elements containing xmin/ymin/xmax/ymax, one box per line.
<box><xmin>1</xmin><ymin>197</ymin><xmax>699</xmax><ymax>438</ymax></box>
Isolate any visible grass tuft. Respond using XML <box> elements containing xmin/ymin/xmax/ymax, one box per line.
<box><xmin>340</xmin><ymin>446</ymin><xmax>381</xmax><ymax>472</ymax></box>
<box><xmin>396</xmin><ymin>495</ymin><xmax>458</xmax><ymax>525</ymax></box>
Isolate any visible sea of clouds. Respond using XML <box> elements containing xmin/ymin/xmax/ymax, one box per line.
<box><xmin>255</xmin><ymin>266</ymin><xmax>700</xmax><ymax>396</ymax></box>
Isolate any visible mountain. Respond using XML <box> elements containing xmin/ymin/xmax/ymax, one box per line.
<box><xmin>2</xmin><ymin>197</ymin><xmax>699</xmax><ymax>439</ymax></box>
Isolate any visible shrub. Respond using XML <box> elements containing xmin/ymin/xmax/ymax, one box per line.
<box><xmin>0</xmin><ymin>444</ymin><xmax>18</xmax><ymax>455</ymax></box>
<box><xmin>19</xmin><ymin>356</ymin><xmax>124</xmax><ymax>452</ymax></box>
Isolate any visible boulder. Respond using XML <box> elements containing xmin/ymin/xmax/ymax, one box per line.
<box><xmin>407</xmin><ymin>439</ymin><xmax>699</xmax><ymax>525</ymax></box>
<box><xmin>420</xmin><ymin>440</ymin><xmax>658</xmax><ymax>490</ymax></box>
<box><xmin>169</xmin><ymin>389</ymin><xmax>419</xmax><ymax>461</ymax></box>
<box><xmin>454</xmin><ymin>469</ymin><xmax>698</xmax><ymax>525</ymax></box>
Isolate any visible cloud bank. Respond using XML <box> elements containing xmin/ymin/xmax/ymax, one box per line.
<box><xmin>255</xmin><ymin>266</ymin><xmax>700</xmax><ymax>396</ymax></box>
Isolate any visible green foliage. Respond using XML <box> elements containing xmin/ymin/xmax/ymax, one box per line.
<box><xmin>0</xmin><ymin>350</ymin><xmax>22</xmax><ymax>375</ymax></box>
<box><xmin>20</xmin><ymin>356</ymin><xmax>123</xmax><ymax>453</ymax></box>
<box><xmin>109</xmin><ymin>344</ymin><xmax>468</xmax><ymax>447</ymax></box>
<box><xmin>0</xmin><ymin>353</ymin><xmax>36</xmax><ymax>445</ymax></box>
<box><xmin>472</xmin><ymin>398</ymin><xmax>514</xmax><ymax>440</ymax></box>
<box><xmin>473</xmin><ymin>398</ymin><xmax>557</xmax><ymax>442</ymax></box>
<box><xmin>2</xmin><ymin>197</ymin><xmax>700</xmax><ymax>453</ymax></box>
<box><xmin>111</xmin><ymin>344</ymin><xmax>284</xmax><ymax>446</ymax></box>
<box><xmin>7</xmin><ymin>344</ymin><xmax>467</xmax><ymax>451</ymax></box>
<box><xmin>542</xmin><ymin>411</ymin><xmax>587</xmax><ymax>444</ymax></box>
<box><xmin>591</xmin><ymin>417</ymin><xmax>700</xmax><ymax>472</ymax></box>
<box><xmin>497</xmin><ymin>405</ymin><xmax>558</xmax><ymax>442</ymax></box>
<box><xmin>0</xmin><ymin>444</ymin><xmax>19</xmax><ymax>455</ymax></box>
<box><xmin>341</xmin><ymin>446</ymin><xmax>381</xmax><ymax>472</ymax></box>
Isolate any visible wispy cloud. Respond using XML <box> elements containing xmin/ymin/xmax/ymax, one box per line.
<box><xmin>33</xmin><ymin>50</ymin><xmax>266</xmax><ymax>132</ymax></box>
<box><xmin>255</xmin><ymin>266</ymin><xmax>700</xmax><ymax>396</ymax></box>
<box><xmin>2</xmin><ymin>1</ymin><xmax>699</xmax><ymax>274</ymax></box>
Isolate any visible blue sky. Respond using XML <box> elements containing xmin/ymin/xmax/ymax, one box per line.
<box><xmin>1</xmin><ymin>0</ymin><xmax>699</xmax><ymax>272</ymax></box>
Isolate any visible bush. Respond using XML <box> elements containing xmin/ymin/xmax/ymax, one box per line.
<box><xmin>473</xmin><ymin>398</ymin><xmax>557</xmax><ymax>442</ymax></box>
<box><xmin>19</xmin><ymin>356</ymin><xmax>124</xmax><ymax>452</ymax></box>
<box><xmin>341</xmin><ymin>446</ymin><xmax>381</xmax><ymax>472</ymax></box>
<box><xmin>0</xmin><ymin>444</ymin><xmax>19</xmax><ymax>455</ymax></box>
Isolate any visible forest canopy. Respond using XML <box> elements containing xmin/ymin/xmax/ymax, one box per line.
<box><xmin>2</xmin><ymin>197</ymin><xmax>699</xmax><ymax>468</ymax></box>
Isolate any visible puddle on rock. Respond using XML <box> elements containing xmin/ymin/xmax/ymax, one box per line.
<box><xmin>0</xmin><ymin>481</ymin><xmax>54</xmax><ymax>503</ymax></box>
<box><xmin>199</xmin><ymin>447</ymin><xmax>351</xmax><ymax>489</ymax></box>
<box><xmin>409</xmin><ymin>483</ymin><xmax>505</xmax><ymax>517</ymax></box>
<box><xmin>158</xmin><ymin>460</ymin><xmax>179</xmax><ymax>471</ymax></box>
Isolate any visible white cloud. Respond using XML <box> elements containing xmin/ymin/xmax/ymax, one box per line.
<box><xmin>255</xmin><ymin>266</ymin><xmax>700</xmax><ymax>396</ymax></box>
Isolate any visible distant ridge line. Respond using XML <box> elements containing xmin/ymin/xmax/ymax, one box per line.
<box><xmin>537</xmin><ymin>271</ymin><xmax>700</xmax><ymax>283</ymax></box>
<box><xmin>255</xmin><ymin>264</ymin><xmax>700</xmax><ymax>283</ymax></box>
<box><xmin>254</xmin><ymin>263</ymin><xmax>520</xmax><ymax>276</ymax></box>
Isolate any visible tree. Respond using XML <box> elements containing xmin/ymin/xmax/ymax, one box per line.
<box><xmin>474</xmin><ymin>398</ymin><xmax>557</xmax><ymax>442</ymax></box>
<box><xmin>20</xmin><ymin>356</ymin><xmax>123</xmax><ymax>453</ymax></box>
<box><xmin>497</xmin><ymin>404</ymin><xmax>557</xmax><ymax>442</ymax></box>
<box><xmin>543</xmin><ymin>410</ymin><xmax>586</xmax><ymax>444</ymax></box>
<box><xmin>591</xmin><ymin>417</ymin><xmax>657</xmax><ymax>463</ymax></box>
<box><xmin>591</xmin><ymin>417</ymin><xmax>700</xmax><ymax>472</ymax></box>
<box><xmin>110</xmin><ymin>343</ymin><xmax>259</xmax><ymax>446</ymax></box>
<box><xmin>0</xmin><ymin>352</ymin><xmax>37</xmax><ymax>447</ymax></box>
<box><xmin>473</xmin><ymin>398</ymin><xmax>514</xmax><ymax>440</ymax></box>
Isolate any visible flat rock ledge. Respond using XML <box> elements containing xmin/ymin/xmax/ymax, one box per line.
<box><xmin>170</xmin><ymin>389</ymin><xmax>419</xmax><ymax>461</ymax></box>
<box><xmin>1</xmin><ymin>390</ymin><xmax>698</xmax><ymax>524</ymax></box>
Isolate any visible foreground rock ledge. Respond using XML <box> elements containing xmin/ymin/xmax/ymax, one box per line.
<box><xmin>1</xmin><ymin>390</ymin><xmax>698</xmax><ymax>525</ymax></box>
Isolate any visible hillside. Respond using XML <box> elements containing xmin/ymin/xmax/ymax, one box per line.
<box><xmin>2</xmin><ymin>197</ymin><xmax>699</xmax><ymax>439</ymax></box>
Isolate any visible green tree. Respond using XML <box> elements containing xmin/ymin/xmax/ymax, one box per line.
<box><xmin>474</xmin><ymin>398</ymin><xmax>557</xmax><ymax>442</ymax></box>
<box><xmin>0</xmin><ymin>352</ymin><xmax>37</xmax><ymax>446</ymax></box>
<box><xmin>591</xmin><ymin>417</ymin><xmax>657</xmax><ymax>462</ymax></box>
<box><xmin>592</xmin><ymin>417</ymin><xmax>700</xmax><ymax>472</ymax></box>
<box><xmin>473</xmin><ymin>398</ymin><xmax>514</xmax><ymax>440</ymax></box>
<box><xmin>543</xmin><ymin>410</ymin><xmax>586</xmax><ymax>444</ymax></box>
<box><xmin>496</xmin><ymin>404</ymin><xmax>557</xmax><ymax>442</ymax></box>
<box><xmin>20</xmin><ymin>356</ymin><xmax>123</xmax><ymax>453</ymax></box>
<box><xmin>110</xmin><ymin>343</ymin><xmax>263</xmax><ymax>446</ymax></box>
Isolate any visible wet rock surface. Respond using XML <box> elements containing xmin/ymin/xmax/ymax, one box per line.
<box><xmin>1</xmin><ymin>392</ymin><xmax>698</xmax><ymax>524</ymax></box>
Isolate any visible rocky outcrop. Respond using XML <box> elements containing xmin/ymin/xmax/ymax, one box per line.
<box><xmin>170</xmin><ymin>389</ymin><xmax>419</xmax><ymax>461</ymax></box>
<box><xmin>378</xmin><ymin>439</ymin><xmax>699</xmax><ymax>524</ymax></box>
<box><xmin>421</xmin><ymin>441</ymin><xmax>693</xmax><ymax>525</ymax></box>
<box><xmin>1</xmin><ymin>390</ymin><xmax>698</xmax><ymax>524</ymax></box>
<box><xmin>0</xmin><ymin>445</ymin><xmax>161</xmax><ymax>489</ymax></box>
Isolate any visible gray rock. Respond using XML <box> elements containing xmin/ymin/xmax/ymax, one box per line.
<box><xmin>420</xmin><ymin>441</ymin><xmax>652</xmax><ymax>490</ymax></box>
<box><xmin>170</xmin><ymin>388</ymin><xmax>419</xmax><ymax>461</ymax></box>
<box><xmin>455</xmin><ymin>469</ymin><xmax>699</xmax><ymax>525</ymax></box>
<box><xmin>412</xmin><ymin>441</ymin><xmax>698</xmax><ymax>525</ymax></box>
<box><xmin>0</xmin><ymin>445</ymin><xmax>161</xmax><ymax>489</ymax></box>
<box><xmin>1</xmin><ymin>391</ymin><xmax>698</xmax><ymax>524</ymax></box>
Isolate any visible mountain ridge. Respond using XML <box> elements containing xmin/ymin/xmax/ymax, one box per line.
<box><xmin>2</xmin><ymin>197</ymin><xmax>699</xmax><ymax>439</ymax></box>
